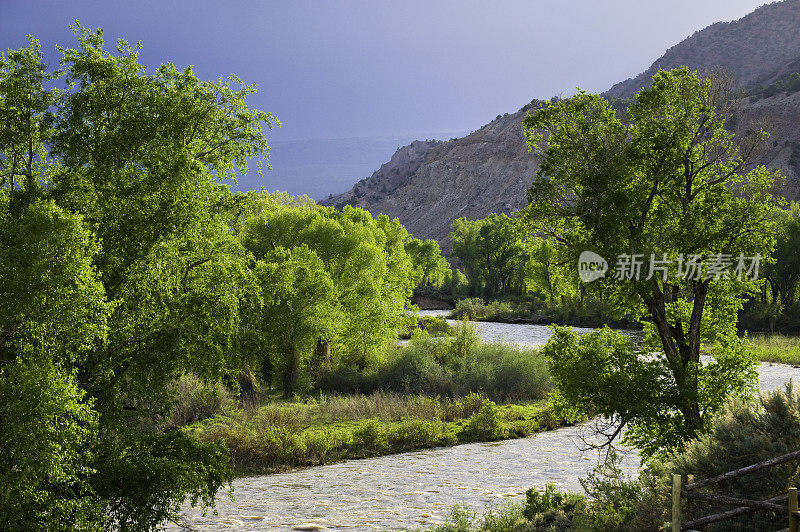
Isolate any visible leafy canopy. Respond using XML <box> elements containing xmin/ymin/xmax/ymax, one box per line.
<box><xmin>523</xmin><ymin>68</ymin><xmax>783</xmax><ymax>457</ymax></box>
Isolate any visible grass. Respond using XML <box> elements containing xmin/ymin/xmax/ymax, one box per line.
<box><xmin>183</xmin><ymin>392</ymin><xmax>566</xmax><ymax>476</ymax></box>
<box><xmin>748</xmin><ymin>333</ymin><xmax>800</xmax><ymax>364</ymax></box>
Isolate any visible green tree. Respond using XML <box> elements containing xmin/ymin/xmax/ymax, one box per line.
<box><xmin>404</xmin><ymin>236</ymin><xmax>450</xmax><ymax>288</ymax></box>
<box><xmin>255</xmin><ymin>245</ymin><xmax>338</xmax><ymax>396</ymax></box>
<box><xmin>523</xmin><ymin>68</ymin><xmax>783</xmax><ymax>457</ymax></box>
<box><xmin>764</xmin><ymin>202</ymin><xmax>800</xmax><ymax>309</ymax></box>
<box><xmin>524</xmin><ymin>235</ymin><xmax>576</xmax><ymax>304</ymax></box>
<box><xmin>240</xmin><ymin>199</ymin><xmax>415</xmax><ymax>373</ymax></box>
<box><xmin>450</xmin><ymin>213</ymin><xmax>528</xmax><ymax>297</ymax></box>
<box><xmin>1</xmin><ymin>26</ymin><xmax>277</xmax><ymax>527</ymax></box>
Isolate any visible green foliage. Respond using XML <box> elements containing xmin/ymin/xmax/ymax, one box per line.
<box><xmin>451</xmin><ymin>214</ymin><xmax>528</xmax><ymax>297</ymax></box>
<box><xmin>350</xmin><ymin>418</ymin><xmax>390</xmax><ymax>455</ymax></box>
<box><xmin>240</xmin><ymin>200</ymin><xmax>417</xmax><ymax>377</ymax></box>
<box><xmin>0</xmin><ymin>26</ymin><xmax>281</xmax><ymax>527</ymax></box>
<box><xmin>764</xmin><ymin>202</ymin><xmax>800</xmax><ymax>309</ymax></box>
<box><xmin>167</xmin><ymin>373</ymin><xmax>234</xmax><ymax>428</ymax></box>
<box><xmin>255</xmin><ymin>245</ymin><xmax>338</xmax><ymax>395</ymax></box>
<box><xmin>522</xmin><ymin>484</ymin><xmax>590</xmax><ymax>531</ymax></box>
<box><xmin>579</xmin><ymin>451</ymin><xmax>642</xmax><ymax>532</ymax></box>
<box><xmin>668</xmin><ymin>384</ymin><xmax>800</xmax><ymax>529</ymax></box>
<box><xmin>189</xmin><ymin>392</ymin><xmax>548</xmax><ymax>475</ymax></box>
<box><xmin>451</xmin><ymin>298</ymin><xmax>517</xmax><ymax>321</ymax></box>
<box><xmin>747</xmin><ymin>333</ymin><xmax>800</xmax><ymax>364</ymax></box>
<box><xmin>543</xmin><ymin>326</ymin><xmax>755</xmax><ymax>459</ymax></box>
<box><xmin>525</xmin><ymin>236</ymin><xmax>577</xmax><ymax>304</ymax></box>
<box><xmin>523</xmin><ymin>67</ymin><xmax>782</xmax><ymax>456</ymax></box>
<box><xmin>319</xmin><ymin>331</ymin><xmax>552</xmax><ymax>402</ymax></box>
<box><xmin>405</xmin><ymin>236</ymin><xmax>451</xmax><ymax>288</ymax></box>
<box><xmin>399</xmin><ymin>314</ymin><xmax>453</xmax><ymax>339</ymax></box>
<box><xmin>463</xmin><ymin>402</ymin><xmax>506</xmax><ymax>441</ymax></box>
<box><xmin>0</xmin><ymin>360</ymin><xmax>101</xmax><ymax>531</ymax></box>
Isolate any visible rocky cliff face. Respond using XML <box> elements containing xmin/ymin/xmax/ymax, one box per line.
<box><xmin>322</xmin><ymin>0</ymin><xmax>800</xmax><ymax>249</ymax></box>
<box><xmin>324</xmin><ymin>112</ymin><xmax>538</xmax><ymax>250</ymax></box>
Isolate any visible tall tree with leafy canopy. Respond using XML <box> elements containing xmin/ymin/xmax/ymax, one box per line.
<box><xmin>1</xmin><ymin>25</ymin><xmax>277</xmax><ymax>528</ymax></box>
<box><xmin>451</xmin><ymin>213</ymin><xmax>528</xmax><ymax>297</ymax></box>
<box><xmin>522</xmin><ymin>68</ymin><xmax>783</xmax><ymax>458</ymax></box>
<box><xmin>764</xmin><ymin>202</ymin><xmax>800</xmax><ymax>309</ymax></box>
<box><xmin>240</xmin><ymin>200</ymin><xmax>416</xmax><ymax>374</ymax></box>
<box><xmin>255</xmin><ymin>245</ymin><xmax>339</xmax><ymax>396</ymax></box>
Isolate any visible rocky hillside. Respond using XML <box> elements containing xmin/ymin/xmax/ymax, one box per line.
<box><xmin>607</xmin><ymin>0</ymin><xmax>800</xmax><ymax>98</ymax></box>
<box><xmin>323</xmin><ymin>112</ymin><xmax>538</xmax><ymax>249</ymax></box>
<box><xmin>322</xmin><ymin>0</ymin><xmax>800</xmax><ymax>249</ymax></box>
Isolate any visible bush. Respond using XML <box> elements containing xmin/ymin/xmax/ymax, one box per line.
<box><xmin>350</xmin><ymin>418</ymin><xmax>389</xmax><ymax>456</ymax></box>
<box><xmin>579</xmin><ymin>450</ymin><xmax>643</xmax><ymax>532</ymax></box>
<box><xmin>398</xmin><ymin>314</ymin><xmax>454</xmax><ymax>339</ymax></box>
<box><xmin>462</xmin><ymin>402</ymin><xmax>506</xmax><ymax>441</ymax></box>
<box><xmin>387</xmin><ymin>417</ymin><xmax>455</xmax><ymax>450</ymax></box>
<box><xmin>168</xmin><ymin>373</ymin><xmax>233</xmax><ymax>428</ymax></box>
<box><xmin>522</xmin><ymin>483</ymin><xmax>590</xmax><ymax>531</ymax></box>
<box><xmin>450</xmin><ymin>298</ymin><xmax>519</xmax><ymax>321</ymax></box>
<box><xmin>467</xmin><ymin>343</ymin><xmax>552</xmax><ymax>402</ymax></box>
<box><xmin>318</xmin><ymin>329</ymin><xmax>552</xmax><ymax>403</ymax></box>
<box><xmin>666</xmin><ymin>383</ymin><xmax>800</xmax><ymax>530</ymax></box>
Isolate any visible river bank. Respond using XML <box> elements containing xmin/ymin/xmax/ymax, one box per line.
<box><xmin>170</xmin><ymin>317</ymin><xmax>800</xmax><ymax>530</ymax></box>
<box><xmin>183</xmin><ymin>394</ymin><xmax>570</xmax><ymax>478</ymax></box>
<box><xmin>171</xmin><ymin>360</ymin><xmax>800</xmax><ymax>531</ymax></box>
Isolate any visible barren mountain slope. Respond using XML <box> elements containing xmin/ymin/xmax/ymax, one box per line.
<box><xmin>322</xmin><ymin>0</ymin><xmax>800</xmax><ymax>249</ymax></box>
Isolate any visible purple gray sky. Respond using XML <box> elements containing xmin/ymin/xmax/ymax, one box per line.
<box><xmin>0</xmin><ymin>0</ymin><xmax>771</xmax><ymax>197</ymax></box>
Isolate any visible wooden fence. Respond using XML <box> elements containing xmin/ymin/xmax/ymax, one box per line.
<box><xmin>671</xmin><ymin>448</ymin><xmax>800</xmax><ymax>531</ymax></box>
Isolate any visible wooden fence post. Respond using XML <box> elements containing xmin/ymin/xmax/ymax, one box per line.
<box><xmin>790</xmin><ymin>486</ymin><xmax>798</xmax><ymax>532</ymax></box>
<box><xmin>673</xmin><ymin>473</ymin><xmax>682</xmax><ymax>532</ymax></box>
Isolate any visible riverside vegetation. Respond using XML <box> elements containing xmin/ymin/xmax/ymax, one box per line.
<box><xmin>4</xmin><ymin>25</ymin><xmax>800</xmax><ymax>532</ymax></box>
<box><xmin>410</xmin><ymin>67</ymin><xmax>800</xmax><ymax>531</ymax></box>
<box><xmin>173</xmin><ymin>323</ymin><xmax>564</xmax><ymax>476</ymax></box>
<box><xmin>0</xmin><ymin>28</ymin><xmax>568</xmax><ymax>529</ymax></box>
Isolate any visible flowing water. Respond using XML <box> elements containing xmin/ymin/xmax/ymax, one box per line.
<box><xmin>170</xmin><ymin>313</ymin><xmax>800</xmax><ymax>531</ymax></box>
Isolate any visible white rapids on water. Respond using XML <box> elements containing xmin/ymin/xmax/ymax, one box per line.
<box><xmin>168</xmin><ymin>313</ymin><xmax>800</xmax><ymax>531</ymax></box>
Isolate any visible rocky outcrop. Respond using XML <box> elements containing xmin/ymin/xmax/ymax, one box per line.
<box><xmin>323</xmin><ymin>112</ymin><xmax>538</xmax><ymax>251</ymax></box>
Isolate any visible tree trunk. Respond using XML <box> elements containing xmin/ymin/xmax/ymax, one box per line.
<box><xmin>283</xmin><ymin>345</ymin><xmax>299</xmax><ymax>398</ymax></box>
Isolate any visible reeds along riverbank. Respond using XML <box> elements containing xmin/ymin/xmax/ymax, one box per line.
<box><xmin>180</xmin><ymin>391</ymin><xmax>571</xmax><ymax>476</ymax></box>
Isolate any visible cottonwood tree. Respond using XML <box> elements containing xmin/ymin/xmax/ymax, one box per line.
<box><xmin>1</xmin><ymin>25</ymin><xmax>276</xmax><ymax>528</ymax></box>
<box><xmin>522</xmin><ymin>68</ymin><xmax>783</xmax><ymax>458</ymax></box>
<box><xmin>451</xmin><ymin>213</ymin><xmax>528</xmax><ymax>297</ymax></box>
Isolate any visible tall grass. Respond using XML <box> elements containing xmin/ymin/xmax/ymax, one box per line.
<box><xmin>185</xmin><ymin>392</ymin><xmax>550</xmax><ymax>475</ymax></box>
<box><xmin>319</xmin><ymin>324</ymin><xmax>552</xmax><ymax>402</ymax></box>
<box><xmin>748</xmin><ymin>333</ymin><xmax>800</xmax><ymax>364</ymax></box>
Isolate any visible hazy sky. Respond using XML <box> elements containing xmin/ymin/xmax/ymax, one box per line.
<box><xmin>0</xmin><ymin>1</ymin><xmax>772</xmax><ymax>196</ymax></box>
<box><xmin>0</xmin><ymin>1</ymin><xmax>771</xmax><ymax>140</ymax></box>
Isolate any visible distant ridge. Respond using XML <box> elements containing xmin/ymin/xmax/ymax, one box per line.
<box><xmin>322</xmin><ymin>0</ymin><xmax>800</xmax><ymax>249</ymax></box>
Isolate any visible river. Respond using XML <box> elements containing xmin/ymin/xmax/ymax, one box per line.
<box><xmin>169</xmin><ymin>314</ymin><xmax>800</xmax><ymax>531</ymax></box>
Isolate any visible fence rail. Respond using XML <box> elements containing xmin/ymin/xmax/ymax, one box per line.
<box><xmin>670</xmin><ymin>448</ymin><xmax>800</xmax><ymax>531</ymax></box>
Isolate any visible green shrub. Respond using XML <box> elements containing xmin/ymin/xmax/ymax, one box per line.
<box><xmin>398</xmin><ymin>314</ymin><xmax>454</xmax><ymax>339</ymax></box>
<box><xmin>387</xmin><ymin>417</ymin><xmax>454</xmax><ymax>450</ymax></box>
<box><xmin>579</xmin><ymin>450</ymin><xmax>642</xmax><ymax>532</ymax></box>
<box><xmin>420</xmin><ymin>315</ymin><xmax>454</xmax><ymax>336</ymax></box>
<box><xmin>666</xmin><ymin>383</ymin><xmax>800</xmax><ymax>530</ymax></box>
<box><xmin>522</xmin><ymin>483</ymin><xmax>590</xmax><ymax>531</ymax></box>
<box><xmin>450</xmin><ymin>298</ymin><xmax>520</xmax><ymax>321</ymax></box>
<box><xmin>168</xmin><ymin>373</ymin><xmax>233</xmax><ymax>428</ymax></box>
<box><xmin>467</xmin><ymin>343</ymin><xmax>552</xmax><ymax>402</ymax></box>
<box><xmin>350</xmin><ymin>418</ymin><xmax>389</xmax><ymax>455</ymax></box>
<box><xmin>463</xmin><ymin>402</ymin><xmax>506</xmax><ymax>441</ymax></box>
